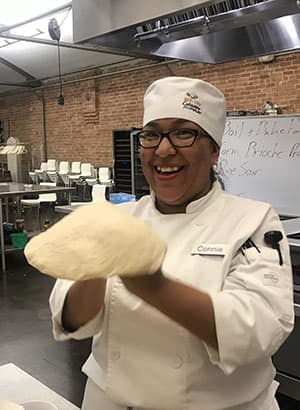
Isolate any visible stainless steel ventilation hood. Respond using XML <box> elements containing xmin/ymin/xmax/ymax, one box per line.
<box><xmin>73</xmin><ymin>0</ymin><xmax>300</xmax><ymax>63</ymax></box>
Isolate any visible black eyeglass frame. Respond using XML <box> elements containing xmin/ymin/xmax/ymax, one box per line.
<box><xmin>137</xmin><ymin>128</ymin><xmax>210</xmax><ymax>149</ymax></box>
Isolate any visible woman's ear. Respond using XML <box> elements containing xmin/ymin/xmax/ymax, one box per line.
<box><xmin>209</xmin><ymin>140</ymin><xmax>220</xmax><ymax>167</ymax></box>
<box><xmin>209</xmin><ymin>139</ymin><xmax>219</xmax><ymax>154</ymax></box>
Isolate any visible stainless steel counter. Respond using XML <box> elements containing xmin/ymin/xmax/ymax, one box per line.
<box><xmin>54</xmin><ymin>203</ymin><xmax>89</xmax><ymax>214</ymax></box>
<box><xmin>0</xmin><ymin>183</ymin><xmax>74</xmax><ymax>273</ymax></box>
<box><xmin>274</xmin><ymin>216</ymin><xmax>300</xmax><ymax>402</ymax></box>
<box><xmin>0</xmin><ymin>183</ymin><xmax>73</xmax><ymax>196</ymax></box>
<box><xmin>282</xmin><ymin>217</ymin><xmax>300</xmax><ymax>243</ymax></box>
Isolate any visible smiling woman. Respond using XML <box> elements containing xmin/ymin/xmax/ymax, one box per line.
<box><xmin>48</xmin><ymin>76</ymin><xmax>294</xmax><ymax>410</ymax></box>
<box><xmin>138</xmin><ymin>76</ymin><xmax>224</xmax><ymax>214</ymax></box>
<box><xmin>139</xmin><ymin>118</ymin><xmax>219</xmax><ymax>214</ymax></box>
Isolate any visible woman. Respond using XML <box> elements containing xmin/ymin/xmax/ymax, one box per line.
<box><xmin>50</xmin><ymin>77</ymin><xmax>294</xmax><ymax>410</ymax></box>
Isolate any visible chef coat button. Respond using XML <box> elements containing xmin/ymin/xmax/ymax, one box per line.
<box><xmin>111</xmin><ymin>351</ymin><xmax>120</xmax><ymax>361</ymax></box>
<box><xmin>171</xmin><ymin>355</ymin><xmax>183</xmax><ymax>369</ymax></box>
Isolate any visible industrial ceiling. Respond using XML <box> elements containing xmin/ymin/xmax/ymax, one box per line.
<box><xmin>0</xmin><ymin>0</ymin><xmax>143</xmax><ymax>96</ymax></box>
<box><xmin>1</xmin><ymin>1</ymin><xmax>299</xmax><ymax>96</ymax></box>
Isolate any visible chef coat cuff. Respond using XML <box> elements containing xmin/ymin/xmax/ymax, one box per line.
<box><xmin>49</xmin><ymin>279</ymin><xmax>103</xmax><ymax>341</ymax></box>
<box><xmin>204</xmin><ymin>290</ymin><xmax>284</xmax><ymax>375</ymax></box>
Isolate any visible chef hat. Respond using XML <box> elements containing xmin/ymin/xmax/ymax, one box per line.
<box><xmin>143</xmin><ymin>76</ymin><xmax>226</xmax><ymax>146</ymax></box>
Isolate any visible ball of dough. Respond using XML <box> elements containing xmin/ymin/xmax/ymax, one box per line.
<box><xmin>0</xmin><ymin>401</ymin><xmax>24</xmax><ymax>410</ymax></box>
<box><xmin>24</xmin><ymin>201</ymin><xmax>166</xmax><ymax>280</ymax></box>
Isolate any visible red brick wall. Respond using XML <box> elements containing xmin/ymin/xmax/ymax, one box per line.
<box><xmin>0</xmin><ymin>52</ymin><xmax>299</xmax><ymax>169</ymax></box>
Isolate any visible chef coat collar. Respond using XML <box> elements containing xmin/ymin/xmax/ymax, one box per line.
<box><xmin>150</xmin><ymin>180</ymin><xmax>222</xmax><ymax>215</ymax></box>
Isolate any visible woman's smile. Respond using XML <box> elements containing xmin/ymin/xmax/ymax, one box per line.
<box><xmin>154</xmin><ymin>165</ymin><xmax>185</xmax><ymax>180</ymax></box>
<box><xmin>140</xmin><ymin>118</ymin><xmax>219</xmax><ymax>213</ymax></box>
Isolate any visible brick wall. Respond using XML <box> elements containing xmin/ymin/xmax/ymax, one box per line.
<box><xmin>0</xmin><ymin>52</ymin><xmax>299</xmax><ymax>169</ymax></box>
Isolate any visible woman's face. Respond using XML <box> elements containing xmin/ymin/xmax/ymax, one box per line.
<box><xmin>140</xmin><ymin>118</ymin><xmax>219</xmax><ymax>213</ymax></box>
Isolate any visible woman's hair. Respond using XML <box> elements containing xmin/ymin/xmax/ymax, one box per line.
<box><xmin>209</xmin><ymin>137</ymin><xmax>225</xmax><ymax>190</ymax></box>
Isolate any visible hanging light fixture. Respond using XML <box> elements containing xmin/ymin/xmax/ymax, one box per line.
<box><xmin>48</xmin><ymin>17</ymin><xmax>64</xmax><ymax>105</ymax></box>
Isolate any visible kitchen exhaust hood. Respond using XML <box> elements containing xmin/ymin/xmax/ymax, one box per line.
<box><xmin>73</xmin><ymin>0</ymin><xmax>300</xmax><ymax>64</ymax></box>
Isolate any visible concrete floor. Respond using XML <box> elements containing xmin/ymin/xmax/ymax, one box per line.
<box><xmin>0</xmin><ymin>253</ymin><xmax>91</xmax><ymax>408</ymax></box>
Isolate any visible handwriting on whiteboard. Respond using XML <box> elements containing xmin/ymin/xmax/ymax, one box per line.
<box><xmin>217</xmin><ymin>116</ymin><xmax>300</xmax><ymax>210</ymax></box>
<box><xmin>218</xmin><ymin>117</ymin><xmax>300</xmax><ymax>179</ymax></box>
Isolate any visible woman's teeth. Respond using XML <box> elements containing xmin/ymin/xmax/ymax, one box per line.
<box><xmin>156</xmin><ymin>166</ymin><xmax>182</xmax><ymax>174</ymax></box>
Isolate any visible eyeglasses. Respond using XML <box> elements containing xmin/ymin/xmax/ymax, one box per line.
<box><xmin>137</xmin><ymin>128</ymin><xmax>208</xmax><ymax>149</ymax></box>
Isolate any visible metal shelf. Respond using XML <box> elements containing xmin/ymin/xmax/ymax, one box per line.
<box><xmin>113</xmin><ymin>128</ymin><xmax>149</xmax><ymax>198</ymax></box>
<box><xmin>2</xmin><ymin>230</ymin><xmax>38</xmax><ymax>254</ymax></box>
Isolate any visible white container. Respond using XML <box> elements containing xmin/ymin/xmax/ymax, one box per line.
<box><xmin>22</xmin><ymin>401</ymin><xmax>58</xmax><ymax>410</ymax></box>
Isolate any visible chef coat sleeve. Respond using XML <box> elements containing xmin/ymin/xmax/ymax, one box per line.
<box><xmin>205</xmin><ymin>207</ymin><xmax>294</xmax><ymax>375</ymax></box>
<box><xmin>49</xmin><ymin>279</ymin><xmax>104</xmax><ymax>341</ymax></box>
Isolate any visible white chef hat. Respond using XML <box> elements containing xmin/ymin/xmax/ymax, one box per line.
<box><xmin>143</xmin><ymin>76</ymin><xmax>226</xmax><ymax>146</ymax></box>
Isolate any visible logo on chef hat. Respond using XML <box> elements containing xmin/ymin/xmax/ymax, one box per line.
<box><xmin>182</xmin><ymin>92</ymin><xmax>202</xmax><ymax>114</ymax></box>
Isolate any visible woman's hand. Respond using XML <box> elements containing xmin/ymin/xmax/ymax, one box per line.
<box><xmin>62</xmin><ymin>278</ymin><xmax>107</xmax><ymax>332</ymax></box>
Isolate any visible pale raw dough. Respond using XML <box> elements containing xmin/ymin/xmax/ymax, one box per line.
<box><xmin>24</xmin><ymin>201</ymin><xmax>166</xmax><ymax>280</ymax></box>
<box><xmin>0</xmin><ymin>401</ymin><xmax>24</xmax><ymax>410</ymax></box>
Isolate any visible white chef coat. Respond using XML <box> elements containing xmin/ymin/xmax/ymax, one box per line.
<box><xmin>49</xmin><ymin>181</ymin><xmax>294</xmax><ymax>410</ymax></box>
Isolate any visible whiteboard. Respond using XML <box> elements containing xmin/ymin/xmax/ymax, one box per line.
<box><xmin>218</xmin><ymin>115</ymin><xmax>300</xmax><ymax>215</ymax></box>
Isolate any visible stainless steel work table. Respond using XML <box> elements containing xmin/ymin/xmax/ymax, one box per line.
<box><xmin>0</xmin><ymin>183</ymin><xmax>75</xmax><ymax>274</ymax></box>
<box><xmin>0</xmin><ymin>363</ymin><xmax>79</xmax><ymax>409</ymax></box>
<box><xmin>54</xmin><ymin>203</ymin><xmax>89</xmax><ymax>214</ymax></box>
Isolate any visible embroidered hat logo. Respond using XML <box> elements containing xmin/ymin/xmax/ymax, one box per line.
<box><xmin>182</xmin><ymin>92</ymin><xmax>202</xmax><ymax>114</ymax></box>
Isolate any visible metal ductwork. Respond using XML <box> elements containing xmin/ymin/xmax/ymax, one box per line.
<box><xmin>73</xmin><ymin>0</ymin><xmax>300</xmax><ymax>63</ymax></box>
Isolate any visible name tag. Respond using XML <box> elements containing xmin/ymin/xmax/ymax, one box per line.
<box><xmin>191</xmin><ymin>243</ymin><xmax>227</xmax><ymax>256</ymax></box>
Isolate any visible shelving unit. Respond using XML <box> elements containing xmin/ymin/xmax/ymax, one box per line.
<box><xmin>113</xmin><ymin>128</ymin><xmax>149</xmax><ymax>199</ymax></box>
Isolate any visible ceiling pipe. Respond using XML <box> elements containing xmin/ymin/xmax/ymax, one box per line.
<box><xmin>0</xmin><ymin>58</ymin><xmax>180</xmax><ymax>96</ymax></box>
<box><xmin>0</xmin><ymin>82</ymin><xmax>38</xmax><ymax>88</ymax></box>
<box><xmin>0</xmin><ymin>2</ymin><xmax>72</xmax><ymax>35</ymax></box>
<box><xmin>0</xmin><ymin>56</ymin><xmax>150</xmax><ymax>88</ymax></box>
<box><xmin>0</xmin><ymin>33</ymin><xmax>155</xmax><ymax>59</ymax></box>
<box><xmin>40</xmin><ymin>91</ymin><xmax>48</xmax><ymax>161</ymax></box>
<box><xmin>26</xmin><ymin>59</ymin><xmax>181</xmax><ymax>90</ymax></box>
<box><xmin>32</xmin><ymin>58</ymin><xmax>136</xmax><ymax>83</ymax></box>
<box><xmin>33</xmin><ymin>91</ymin><xmax>48</xmax><ymax>162</ymax></box>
